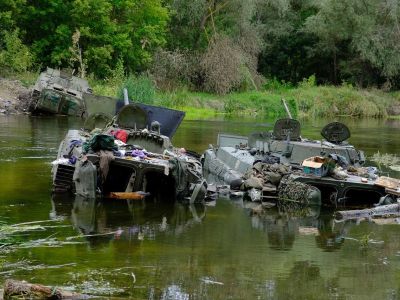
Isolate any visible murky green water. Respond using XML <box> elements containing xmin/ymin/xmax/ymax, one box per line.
<box><xmin>1</xmin><ymin>115</ymin><xmax>400</xmax><ymax>299</ymax></box>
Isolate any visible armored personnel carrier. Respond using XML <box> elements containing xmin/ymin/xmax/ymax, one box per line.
<box><xmin>52</xmin><ymin>95</ymin><xmax>207</xmax><ymax>203</ymax></box>
<box><xmin>29</xmin><ymin>67</ymin><xmax>92</xmax><ymax>116</ymax></box>
<box><xmin>203</xmin><ymin>119</ymin><xmax>390</xmax><ymax>206</ymax></box>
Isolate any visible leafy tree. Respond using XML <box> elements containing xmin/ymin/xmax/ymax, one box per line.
<box><xmin>0</xmin><ymin>29</ymin><xmax>33</xmax><ymax>73</ymax></box>
<box><xmin>256</xmin><ymin>0</ymin><xmax>331</xmax><ymax>84</ymax></box>
<box><xmin>17</xmin><ymin>0</ymin><xmax>72</xmax><ymax>68</ymax></box>
<box><xmin>352</xmin><ymin>0</ymin><xmax>400</xmax><ymax>82</ymax></box>
<box><xmin>69</xmin><ymin>0</ymin><xmax>119</xmax><ymax>77</ymax></box>
<box><xmin>167</xmin><ymin>0</ymin><xmax>209</xmax><ymax>50</ymax></box>
<box><xmin>163</xmin><ymin>0</ymin><xmax>263</xmax><ymax>93</ymax></box>
<box><xmin>167</xmin><ymin>0</ymin><xmax>261</xmax><ymax>50</ymax></box>
<box><xmin>111</xmin><ymin>0</ymin><xmax>170</xmax><ymax>73</ymax></box>
<box><xmin>0</xmin><ymin>0</ymin><xmax>26</xmax><ymax>32</ymax></box>
<box><xmin>15</xmin><ymin>0</ymin><xmax>168</xmax><ymax>78</ymax></box>
<box><xmin>2</xmin><ymin>0</ymin><xmax>400</xmax><ymax>89</ymax></box>
<box><xmin>304</xmin><ymin>0</ymin><xmax>400</xmax><ymax>86</ymax></box>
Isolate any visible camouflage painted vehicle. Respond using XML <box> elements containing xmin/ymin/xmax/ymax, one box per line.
<box><xmin>52</xmin><ymin>95</ymin><xmax>207</xmax><ymax>203</ymax></box>
<box><xmin>203</xmin><ymin>119</ymin><xmax>389</xmax><ymax>206</ymax></box>
<box><xmin>29</xmin><ymin>67</ymin><xmax>92</xmax><ymax>116</ymax></box>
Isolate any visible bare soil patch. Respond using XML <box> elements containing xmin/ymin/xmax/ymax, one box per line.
<box><xmin>0</xmin><ymin>78</ymin><xmax>31</xmax><ymax>115</ymax></box>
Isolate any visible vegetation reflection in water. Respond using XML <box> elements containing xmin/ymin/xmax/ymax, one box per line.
<box><xmin>1</xmin><ymin>115</ymin><xmax>400</xmax><ymax>299</ymax></box>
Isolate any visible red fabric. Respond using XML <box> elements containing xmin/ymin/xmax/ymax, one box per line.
<box><xmin>114</xmin><ymin>129</ymin><xmax>128</xmax><ymax>143</ymax></box>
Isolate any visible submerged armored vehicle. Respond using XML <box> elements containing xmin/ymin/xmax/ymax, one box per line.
<box><xmin>29</xmin><ymin>67</ymin><xmax>92</xmax><ymax>116</ymax></box>
<box><xmin>52</xmin><ymin>95</ymin><xmax>207</xmax><ymax>203</ymax></box>
<box><xmin>203</xmin><ymin>118</ymin><xmax>393</xmax><ymax>206</ymax></box>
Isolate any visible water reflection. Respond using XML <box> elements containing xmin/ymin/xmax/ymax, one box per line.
<box><xmin>241</xmin><ymin>203</ymin><xmax>358</xmax><ymax>252</ymax></box>
<box><xmin>314</xmin><ymin>215</ymin><xmax>352</xmax><ymax>251</ymax></box>
<box><xmin>51</xmin><ymin>194</ymin><xmax>207</xmax><ymax>248</ymax></box>
<box><xmin>275</xmin><ymin>260</ymin><xmax>340</xmax><ymax>299</ymax></box>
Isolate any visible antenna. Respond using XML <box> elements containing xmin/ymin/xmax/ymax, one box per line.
<box><xmin>281</xmin><ymin>98</ymin><xmax>293</xmax><ymax>119</ymax></box>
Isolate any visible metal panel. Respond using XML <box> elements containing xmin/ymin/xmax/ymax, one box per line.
<box><xmin>217</xmin><ymin>134</ymin><xmax>248</xmax><ymax>147</ymax></box>
<box><xmin>136</xmin><ymin>103</ymin><xmax>185</xmax><ymax>138</ymax></box>
<box><xmin>82</xmin><ymin>93</ymin><xmax>116</xmax><ymax>118</ymax></box>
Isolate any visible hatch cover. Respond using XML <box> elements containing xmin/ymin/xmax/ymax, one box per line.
<box><xmin>321</xmin><ymin>122</ymin><xmax>350</xmax><ymax>143</ymax></box>
<box><xmin>116</xmin><ymin>104</ymin><xmax>148</xmax><ymax>129</ymax></box>
<box><xmin>273</xmin><ymin>118</ymin><xmax>301</xmax><ymax>140</ymax></box>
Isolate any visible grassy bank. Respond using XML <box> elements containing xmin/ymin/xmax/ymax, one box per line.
<box><xmin>91</xmin><ymin>77</ymin><xmax>400</xmax><ymax>120</ymax></box>
<box><xmin>154</xmin><ymin>86</ymin><xmax>399</xmax><ymax>120</ymax></box>
<box><xmin>2</xmin><ymin>70</ymin><xmax>399</xmax><ymax>120</ymax></box>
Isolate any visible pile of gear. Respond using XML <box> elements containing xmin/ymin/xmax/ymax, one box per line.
<box><xmin>52</xmin><ymin>104</ymin><xmax>207</xmax><ymax>203</ymax></box>
<box><xmin>235</xmin><ymin>161</ymin><xmax>321</xmax><ymax>207</ymax></box>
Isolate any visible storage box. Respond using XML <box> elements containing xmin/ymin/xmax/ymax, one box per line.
<box><xmin>302</xmin><ymin>156</ymin><xmax>329</xmax><ymax>177</ymax></box>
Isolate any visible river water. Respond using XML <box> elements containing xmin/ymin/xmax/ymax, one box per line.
<box><xmin>0</xmin><ymin>115</ymin><xmax>400</xmax><ymax>299</ymax></box>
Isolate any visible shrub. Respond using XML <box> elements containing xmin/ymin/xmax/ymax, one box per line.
<box><xmin>298</xmin><ymin>74</ymin><xmax>316</xmax><ymax>88</ymax></box>
<box><xmin>263</xmin><ymin>78</ymin><xmax>293</xmax><ymax>91</ymax></box>
<box><xmin>224</xmin><ymin>97</ymin><xmax>244</xmax><ymax>114</ymax></box>
<box><xmin>150</xmin><ymin>49</ymin><xmax>199</xmax><ymax>91</ymax></box>
<box><xmin>201</xmin><ymin>36</ymin><xmax>243</xmax><ymax>94</ymax></box>
<box><xmin>107</xmin><ymin>58</ymin><xmax>125</xmax><ymax>87</ymax></box>
<box><xmin>0</xmin><ymin>29</ymin><xmax>33</xmax><ymax>73</ymax></box>
<box><xmin>201</xmin><ymin>34</ymin><xmax>264</xmax><ymax>95</ymax></box>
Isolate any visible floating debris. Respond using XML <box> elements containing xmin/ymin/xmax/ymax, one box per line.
<box><xmin>335</xmin><ymin>203</ymin><xmax>400</xmax><ymax>221</ymax></box>
<box><xmin>200</xmin><ymin>277</ymin><xmax>224</xmax><ymax>285</ymax></box>
<box><xmin>68</xmin><ymin>269</ymin><xmax>127</xmax><ymax>296</ymax></box>
<box><xmin>16</xmin><ymin>237</ymin><xmax>84</xmax><ymax>248</ymax></box>
<box><xmin>3</xmin><ymin>279</ymin><xmax>87</xmax><ymax>299</ymax></box>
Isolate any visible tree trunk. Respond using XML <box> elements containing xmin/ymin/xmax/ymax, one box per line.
<box><xmin>333</xmin><ymin>49</ymin><xmax>337</xmax><ymax>84</ymax></box>
<box><xmin>3</xmin><ymin>280</ymin><xmax>83</xmax><ymax>299</ymax></box>
<box><xmin>335</xmin><ymin>203</ymin><xmax>400</xmax><ymax>221</ymax></box>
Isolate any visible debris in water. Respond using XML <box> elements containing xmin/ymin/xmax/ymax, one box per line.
<box><xmin>131</xmin><ymin>273</ymin><xmax>136</xmax><ymax>284</ymax></box>
<box><xmin>3</xmin><ymin>279</ymin><xmax>86</xmax><ymax>299</ymax></box>
<box><xmin>200</xmin><ymin>277</ymin><xmax>224</xmax><ymax>285</ymax></box>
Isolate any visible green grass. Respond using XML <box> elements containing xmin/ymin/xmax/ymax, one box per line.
<box><xmin>0</xmin><ymin>70</ymin><xmax>39</xmax><ymax>87</ymax></box>
<box><xmin>88</xmin><ymin>77</ymin><xmax>120</xmax><ymax>97</ymax></box>
<box><xmin>3</xmin><ymin>71</ymin><xmax>400</xmax><ymax>119</ymax></box>
<box><xmin>156</xmin><ymin>90</ymin><xmax>297</xmax><ymax>118</ymax></box>
<box><xmin>155</xmin><ymin>85</ymin><xmax>399</xmax><ymax>119</ymax></box>
<box><xmin>284</xmin><ymin>85</ymin><xmax>394</xmax><ymax>118</ymax></box>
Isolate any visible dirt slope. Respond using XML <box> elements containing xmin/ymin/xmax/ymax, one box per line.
<box><xmin>0</xmin><ymin>78</ymin><xmax>31</xmax><ymax>115</ymax></box>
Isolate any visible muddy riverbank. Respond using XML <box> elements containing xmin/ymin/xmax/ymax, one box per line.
<box><xmin>0</xmin><ymin>78</ymin><xmax>31</xmax><ymax>115</ymax></box>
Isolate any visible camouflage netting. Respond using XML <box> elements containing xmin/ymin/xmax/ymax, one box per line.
<box><xmin>243</xmin><ymin>161</ymin><xmax>321</xmax><ymax>207</ymax></box>
<box><xmin>278</xmin><ymin>177</ymin><xmax>321</xmax><ymax>209</ymax></box>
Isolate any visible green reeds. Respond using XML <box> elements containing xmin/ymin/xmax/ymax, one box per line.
<box><xmin>370</xmin><ymin>152</ymin><xmax>400</xmax><ymax>171</ymax></box>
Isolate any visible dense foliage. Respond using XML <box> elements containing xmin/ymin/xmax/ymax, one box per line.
<box><xmin>1</xmin><ymin>0</ymin><xmax>399</xmax><ymax>92</ymax></box>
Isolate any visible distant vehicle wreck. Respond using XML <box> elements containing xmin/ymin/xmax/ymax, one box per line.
<box><xmin>29</xmin><ymin>67</ymin><xmax>92</xmax><ymax>116</ymax></box>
